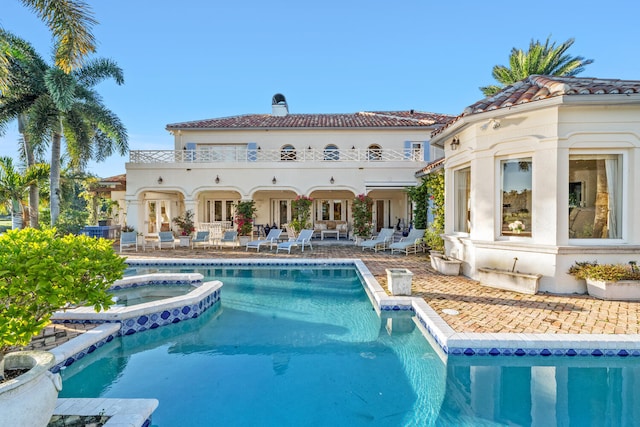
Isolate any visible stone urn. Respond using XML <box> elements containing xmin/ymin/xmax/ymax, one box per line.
<box><xmin>0</xmin><ymin>351</ymin><xmax>62</xmax><ymax>427</ymax></box>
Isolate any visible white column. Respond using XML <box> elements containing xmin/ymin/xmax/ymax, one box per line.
<box><xmin>125</xmin><ymin>199</ymin><xmax>140</xmax><ymax>233</ymax></box>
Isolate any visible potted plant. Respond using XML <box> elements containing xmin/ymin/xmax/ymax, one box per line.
<box><xmin>352</xmin><ymin>194</ymin><xmax>373</xmax><ymax>242</ymax></box>
<box><xmin>234</xmin><ymin>200</ymin><xmax>256</xmax><ymax>244</ymax></box>
<box><xmin>290</xmin><ymin>195</ymin><xmax>313</xmax><ymax>234</ymax></box>
<box><xmin>0</xmin><ymin>228</ymin><xmax>126</xmax><ymax>427</ymax></box>
<box><xmin>569</xmin><ymin>261</ymin><xmax>640</xmax><ymax>300</ymax></box>
<box><xmin>172</xmin><ymin>210</ymin><xmax>195</xmax><ymax>236</ymax></box>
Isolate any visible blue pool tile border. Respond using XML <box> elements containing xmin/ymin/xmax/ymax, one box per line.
<box><xmin>52</xmin><ymin>258</ymin><xmax>640</xmax><ymax>366</ymax></box>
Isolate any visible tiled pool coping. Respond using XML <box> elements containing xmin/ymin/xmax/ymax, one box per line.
<box><xmin>122</xmin><ymin>258</ymin><xmax>640</xmax><ymax>359</ymax></box>
<box><xmin>47</xmin><ymin>258</ymin><xmax>640</xmax><ymax>426</ymax></box>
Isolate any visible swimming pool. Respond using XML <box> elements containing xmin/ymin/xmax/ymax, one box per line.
<box><xmin>58</xmin><ymin>264</ymin><xmax>640</xmax><ymax>426</ymax></box>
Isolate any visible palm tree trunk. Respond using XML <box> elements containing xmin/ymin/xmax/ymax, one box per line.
<box><xmin>18</xmin><ymin>114</ymin><xmax>39</xmax><ymax>228</ymax></box>
<box><xmin>50</xmin><ymin>132</ymin><xmax>62</xmax><ymax>226</ymax></box>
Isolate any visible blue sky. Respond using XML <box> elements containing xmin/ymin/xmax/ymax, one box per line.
<box><xmin>2</xmin><ymin>0</ymin><xmax>638</xmax><ymax>177</ymax></box>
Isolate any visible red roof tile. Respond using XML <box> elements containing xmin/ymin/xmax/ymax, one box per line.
<box><xmin>433</xmin><ymin>75</ymin><xmax>640</xmax><ymax>136</ymax></box>
<box><xmin>167</xmin><ymin>111</ymin><xmax>454</xmax><ymax>130</ymax></box>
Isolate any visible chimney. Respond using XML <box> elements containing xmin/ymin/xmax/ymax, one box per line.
<box><xmin>271</xmin><ymin>93</ymin><xmax>289</xmax><ymax>116</ymax></box>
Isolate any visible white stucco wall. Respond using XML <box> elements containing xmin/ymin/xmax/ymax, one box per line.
<box><xmin>436</xmin><ymin>96</ymin><xmax>640</xmax><ymax>294</ymax></box>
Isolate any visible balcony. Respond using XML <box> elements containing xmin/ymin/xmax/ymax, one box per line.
<box><xmin>129</xmin><ymin>147</ymin><xmax>424</xmax><ymax>164</ymax></box>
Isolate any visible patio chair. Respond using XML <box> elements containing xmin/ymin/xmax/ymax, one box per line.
<box><xmin>158</xmin><ymin>231</ymin><xmax>176</xmax><ymax>249</ymax></box>
<box><xmin>119</xmin><ymin>231</ymin><xmax>139</xmax><ymax>253</ymax></box>
<box><xmin>191</xmin><ymin>231</ymin><xmax>211</xmax><ymax>249</ymax></box>
<box><xmin>389</xmin><ymin>229</ymin><xmax>426</xmax><ymax>255</ymax></box>
<box><xmin>217</xmin><ymin>230</ymin><xmax>239</xmax><ymax>248</ymax></box>
<box><xmin>360</xmin><ymin>228</ymin><xmax>395</xmax><ymax>252</ymax></box>
<box><xmin>246</xmin><ymin>228</ymin><xmax>282</xmax><ymax>252</ymax></box>
<box><xmin>276</xmin><ymin>229</ymin><xmax>314</xmax><ymax>254</ymax></box>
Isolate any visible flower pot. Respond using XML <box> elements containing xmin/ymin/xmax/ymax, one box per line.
<box><xmin>386</xmin><ymin>268</ymin><xmax>413</xmax><ymax>296</ymax></box>
<box><xmin>434</xmin><ymin>256</ymin><xmax>461</xmax><ymax>276</ymax></box>
<box><xmin>586</xmin><ymin>278</ymin><xmax>640</xmax><ymax>301</ymax></box>
<box><xmin>478</xmin><ymin>267</ymin><xmax>541</xmax><ymax>295</ymax></box>
<box><xmin>429</xmin><ymin>252</ymin><xmax>443</xmax><ymax>270</ymax></box>
<box><xmin>0</xmin><ymin>351</ymin><xmax>62</xmax><ymax>427</ymax></box>
<box><xmin>238</xmin><ymin>236</ymin><xmax>251</xmax><ymax>246</ymax></box>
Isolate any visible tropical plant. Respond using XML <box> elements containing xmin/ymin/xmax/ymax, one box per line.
<box><xmin>0</xmin><ymin>156</ymin><xmax>49</xmax><ymax>229</ymax></box>
<box><xmin>173</xmin><ymin>209</ymin><xmax>195</xmax><ymax>236</ymax></box>
<box><xmin>406</xmin><ymin>177</ymin><xmax>429</xmax><ymax>229</ymax></box>
<box><xmin>480</xmin><ymin>37</ymin><xmax>594</xmax><ymax>96</ymax></box>
<box><xmin>0</xmin><ymin>30</ymin><xmax>128</xmax><ymax>226</ymax></box>
<box><xmin>352</xmin><ymin>193</ymin><xmax>373</xmax><ymax>238</ymax></box>
<box><xmin>234</xmin><ymin>200</ymin><xmax>256</xmax><ymax>236</ymax></box>
<box><xmin>290</xmin><ymin>195</ymin><xmax>313</xmax><ymax>233</ymax></box>
<box><xmin>0</xmin><ymin>228</ymin><xmax>126</xmax><ymax>374</ymax></box>
<box><xmin>0</xmin><ymin>0</ymin><xmax>97</xmax><ymax>92</ymax></box>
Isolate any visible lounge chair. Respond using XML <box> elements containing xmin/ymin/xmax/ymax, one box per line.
<box><xmin>389</xmin><ymin>229</ymin><xmax>426</xmax><ymax>255</ymax></box>
<box><xmin>119</xmin><ymin>231</ymin><xmax>139</xmax><ymax>253</ymax></box>
<box><xmin>360</xmin><ymin>228</ymin><xmax>395</xmax><ymax>252</ymax></box>
<box><xmin>276</xmin><ymin>229</ymin><xmax>314</xmax><ymax>254</ymax></box>
<box><xmin>246</xmin><ymin>228</ymin><xmax>282</xmax><ymax>252</ymax></box>
<box><xmin>158</xmin><ymin>231</ymin><xmax>176</xmax><ymax>249</ymax></box>
<box><xmin>217</xmin><ymin>230</ymin><xmax>238</xmax><ymax>248</ymax></box>
<box><xmin>191</xmin><ymin>231</ymin><xmax>211</xmax><ymax>249</ymax></box>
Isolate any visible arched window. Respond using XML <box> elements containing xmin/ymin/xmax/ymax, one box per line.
<box><xmin>323</xmin><ymin>144</ymin><xmax>340</xmax><ymax>161</ymax></box>
<box><xmin>367</xmin><ymin>144</ymin><xmax>382</xmax><ymax>161</ymax></box>
<box><xmin>280</xmin><ymin>144</ymin><xmax>297</xmax><ymax>161</ymax></box>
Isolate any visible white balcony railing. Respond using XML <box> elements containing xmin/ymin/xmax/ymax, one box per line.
<box><xmin>129</xmin><ymin>147</ymin><xmax>424</xmax><ymax>164</ymax></box>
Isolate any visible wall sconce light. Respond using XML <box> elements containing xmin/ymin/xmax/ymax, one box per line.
<box><xmin>215</xmin><ymin>175</ymin><xmax>220</xmax><ymax>184</ymax></box>
<box><xmin>307</xmin><ymin>146</ymin><xmax>312</xmax><ymax>150</ymax></box>
<box><xmin>351</xmin><ymin>145</ymin><xmax>355</xmax><ymax>150</ymax></box>
<box><xmin>157</xmin><ymin>176</ymin><xmax>163</xmax><ymax>184</ymax></box>
<box><xmin>257</xmin><ymin>146</ymin><xmax>261</xmax><ymax>150</ymax></box>
<box><xmin>272</xmin><ymin>176</ymin><xmax>277</xmax><ymax>184</ymax></box>
<box><xmin>450</xmin><ymin>137</ymin><xmax>460</xmax><ymax>151</ymax></box>
<box><xmin>330</xmin><ymin>176</ymin><xmax>335</xmax><ymax>184</ymax></box>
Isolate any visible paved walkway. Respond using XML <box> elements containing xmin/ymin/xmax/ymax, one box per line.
<box><xmin>25</xmin><ymin>240</ymin><xmax>640</xmax><ymax>351</ymax></box>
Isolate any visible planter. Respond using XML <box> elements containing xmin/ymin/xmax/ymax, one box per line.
<box><xmin>429</xmin><ymin>251</ymin><xmax>443</xmax><ymax>270</ymax></box>
<box><xmin>433</xmin><ymin>256</ymin><xmax>461</xmax><ymax>276</ymax></box>
<box><xmin>586</xmin><ymin>278</ymin><xmax>640</xmax><ymax>301</ymax></box>
<box><xmin>179</xmin><ymin>235</ymin><xmax>191</xmax><ymax>247</ymax></box>
<box><xmin>386</xmin><ymin>268</ymin><xmax>413</xmax><ymax>296</ymax></box>
<box><xmin>478</xmin><ymin>267</ymin><xmax>541</xmax><ymax>295</ymax></box>
<box><xmin>0</xmin><ymin>351</ymin><xmax>62</xmax><ymax>427</ymax></box>
<box><xmin>238</xmin><ymin>236</ymin><xmax>251</xmax><ymax>246</ymax></box>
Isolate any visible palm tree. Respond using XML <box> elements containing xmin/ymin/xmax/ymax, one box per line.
<box><xmin>0</xmin><ymin>156</ymin><xmax>48</xmax><ymax>229</ymax></box>
<box><xmin>0</xmin><ymin>30</ymin><xmax>128</xmax><ymax>225</ymax></box>
<box><xmin>480</xmin><ymin>37</ymin><xmax>594</xmax><ymax>96</ymax></box>
<box><xmin>1</xmin><ymin>0</ymin><xmax>96</xmax><ymax>91</ymax></box>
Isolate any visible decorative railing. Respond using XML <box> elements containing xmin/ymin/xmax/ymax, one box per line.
<box><xmin>129</xmin><ymin>147</ymin><xmax>424</xmax><ymax>164</ymax></box>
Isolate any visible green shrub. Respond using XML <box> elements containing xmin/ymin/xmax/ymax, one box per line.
<box><xmin>0</xmin><ymin>228</ymin><xmax>126</xmax><ymax>364</ymax></box>
<box><xmin>568</xmin><ymin>261</ymin><xmax>640</xmax><ymax>282</ymax></box>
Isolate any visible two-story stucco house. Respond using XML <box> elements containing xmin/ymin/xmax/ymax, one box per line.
<box><xmin>423</xmin><ymin>75</ymin><xmax>640</xmax><ymax>294</ymax></box>
<box><xmin>123</xmin><ymin>94</ymin><xmax>452</xmax><ymax>239</ymax></box>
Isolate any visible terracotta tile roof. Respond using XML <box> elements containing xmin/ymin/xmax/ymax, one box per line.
<box><xmin>415</xmin><ymin>157</ymin><xmax>444</xmax><ymax>177</ymax></box>
<box><xmin>432</xmin><ymin>75</ymin><xmax>640</xmax><ymax>136</ymax></box>
<box><xmin>167</xmin><ymin>111</ymin><xmax>454</xmax><ymax>131</ymax></box>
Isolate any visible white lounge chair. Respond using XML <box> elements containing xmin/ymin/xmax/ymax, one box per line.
<box><xmin>217</xmin><ymin>230</ymin><xmax>238</xmax><ymax>248</ymax></box>
<box><xmin>191</xmin><ymin>231</ymin><xmax>211</xmax><ymax>249</ymax></box>
<box><xmin>119</xmin><ymin>231</ymin><xmax>138</xmax><ymax>253</ymax></box>
<box><xmin>360</xmin><ymin>228</ymin><xmax>395</xmax><ymax>252</ymax></box>
<box><xmin>246</xmin><ymin>228</ymin><xmax>282</xmax><ymax>252</ymax></box>
<box><xmin>158</xmin><ymin>231</ymin><xmax>176</xmax><ymax>249</ymax></box>
<box><xmin>389</xmin><ymin>229</ymin><xmax>426</xmax><ymax>255</ymax></box>
<box><xmin>276</xmin><ymin>229</ymin><xmax>314</xmax><ymax>253</ymax></box>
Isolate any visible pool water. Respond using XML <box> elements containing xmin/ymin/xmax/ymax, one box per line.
<box><xmin>59</xmin><ymin>266</ymin><xmax>640</xmax><ymax>426</ymax></box>
<box><xmin>109</xmin><ymin>284</ymin><xmax>196</xmax><ymax>306</ymax></box>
